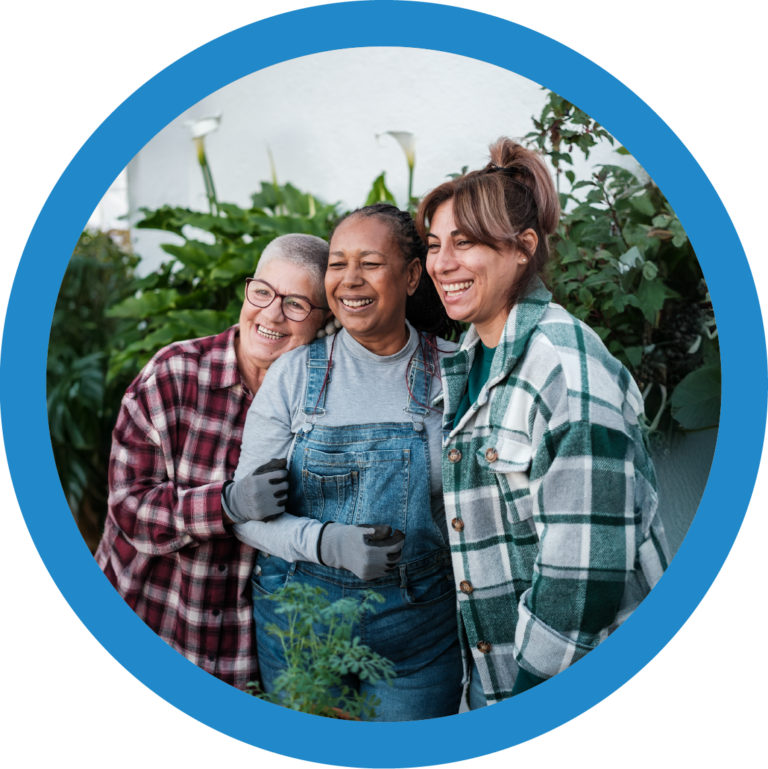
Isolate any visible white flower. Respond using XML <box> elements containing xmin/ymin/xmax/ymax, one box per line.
<box><xmin>378</xmin><ymin>131</ymin><xmax>416</xmax><ymax>170</ymax></box>
<box><xmin>184</xmin><ymin>114</ymin><xmax>222</xmax><ymax>139</ymax></box>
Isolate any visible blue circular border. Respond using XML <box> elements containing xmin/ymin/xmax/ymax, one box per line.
<box><xmin>2</xmin><ymin>2</ymin><xmax>764</xmax><ymax>765</ymax></box>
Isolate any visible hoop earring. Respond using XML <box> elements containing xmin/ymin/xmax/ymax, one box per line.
<box><xmin>316</xmin><ymin>317</ymin><xmax>342</xmax><ymax>339</ymax></box>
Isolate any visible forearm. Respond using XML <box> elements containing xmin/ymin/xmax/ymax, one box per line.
<box><xmin>109</xmin><ymin>476</ymin><xmax>230</xmax><ymax>556</ymax></box>
<box><xmin>233</xmin><ymin>515</ymin><xmax>324</xmax><ymax>563</ymax></box>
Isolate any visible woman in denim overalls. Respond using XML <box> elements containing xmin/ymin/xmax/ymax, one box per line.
<box><xmin>231</xmin><ymin>204</ymin><xmax>464</xmax><ymax>721</ymax></box>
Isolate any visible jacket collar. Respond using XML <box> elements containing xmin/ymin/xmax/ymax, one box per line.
<box><xmin>210</xmin><ymin>325</ymin><xmax>244</xmax><ymax>390</ymax></box>
<box><xmin>437</xmin><ymin>278</ymin><xmax>552</xmax><ymax>434</ymax></box>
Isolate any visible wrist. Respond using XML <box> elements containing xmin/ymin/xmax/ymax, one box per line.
<box><xmin>316</xmin><ymin>521</ymin><xmax>333</xmax><ymax>565</ymax></box>
<box><xmin>221</xmin><ymin>480</ymin><xmax>245</xmax><ymax>525</ymax></box>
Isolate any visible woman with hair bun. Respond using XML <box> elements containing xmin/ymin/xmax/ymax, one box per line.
<box><xmin>416</xmin><ymin>138</ymin><xmax>671</xmax><ymax>708</ymax></box>
<box><xmin>227</xmin><ymin>204</ymin><xmax>464</xmax><ymax>721</ymax></box>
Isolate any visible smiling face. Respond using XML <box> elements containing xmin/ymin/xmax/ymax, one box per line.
<box><xmin>237</xmin><ymin>259</ymin><xmax>328</xmax><ymax>380</ymax></box>
<box><xmin>326</xmin><ymin>215</ymin><xmax>421</xmax><ymax>355</ymax></box>
<box><xmin>426</xmin><ymin>199</ymin><xmax>531</xmax><ymax>346</ymax></box>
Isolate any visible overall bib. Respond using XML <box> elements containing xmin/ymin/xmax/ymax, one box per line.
<box><xmin>252</xmin><ymin>337</ymin><xmax>462</xmax><ymax>721</ymax></box>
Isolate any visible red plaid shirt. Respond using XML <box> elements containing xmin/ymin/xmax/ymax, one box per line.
<box><xmin>95</xmin><ymin>325</ymin><xmax>258</xmax><ymax>689</ymax></box>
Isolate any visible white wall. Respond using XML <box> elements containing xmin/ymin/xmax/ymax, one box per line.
<box><xmin>126</xmin><ymin>47</ymin><xmax>639</xmax><ymax>274</ymax></box>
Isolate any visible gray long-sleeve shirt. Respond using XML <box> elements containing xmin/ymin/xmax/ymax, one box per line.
<box><xmin>232</xmin><ymin>323</ymin><xmax>456</xmax><ymax>562</ymax></box>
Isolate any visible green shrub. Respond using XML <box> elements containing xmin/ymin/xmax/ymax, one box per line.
<box><xmin>526</xmin><ymin>91</ymin><xmax>720</xmax><ymax>431</ymax></box>
<box><xmin>247</xmin><ymin>583</ymin><xmax>395</xmax><ymax>720</ymax></box>
<box><xmin>47</xmin><ymin>230</ymin><xmax>139</xmax><ymax>548</ymax></box>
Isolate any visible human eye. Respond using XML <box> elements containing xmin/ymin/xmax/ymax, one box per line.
<box><xmin>328</xmin><ymin>260</ymin><xmax>345</xmax><ymax>269</ymax></box>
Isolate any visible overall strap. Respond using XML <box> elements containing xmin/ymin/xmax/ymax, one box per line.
<box><xmin>404</xmin><ymin>334</ymin><xmax>433</xmax><ymax>429</ymax></box>
<box><xmin>301</xmin><ymin>337</ymin><xmax>332</xmax><ymax>420</ymax></box>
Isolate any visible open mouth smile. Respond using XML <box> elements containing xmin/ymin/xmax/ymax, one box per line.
<box><xmin>441</xmin><ymin>281</ymin><xmax>474</xmax><ymax>298</ymax></box>
<box><xmin>340</xmin><ymin>298</ymin><xmax>375</xmax><ymax>310</ymax></box>
<box><xmin>256</xmin><ymin>324</ymin><xmax>287</xmax><ymax>340</ymax></box>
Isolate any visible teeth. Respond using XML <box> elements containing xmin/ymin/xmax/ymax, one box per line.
<box><xmin>341</xmin><ymin>298</ymin><xmax>374</xmax><ymax>308</ymax></box>
<box><xmin>257</xmin><ymin>325</ymin><xmax>286</xmax><ymax>339</ymax></box>
<box><xmin>443</xmin><ymin>281</ymin><xmax>474</xmax><ymax>292</ymax></box>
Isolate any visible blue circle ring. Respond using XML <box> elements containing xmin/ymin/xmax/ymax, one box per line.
<box><xmin>3</xmin><ymin>2</ymin><xmax>764</xmax><ymax>765</ymax></box>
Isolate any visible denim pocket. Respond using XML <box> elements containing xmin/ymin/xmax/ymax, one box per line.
<box><xmin>401</xmin><ymin>565</ymin><xmax>457</xmax><ymax>608</ymax></box>
<box><xmin>251</xmin><ymin>557</ymin><xmax>297</xmax><ymax>597</ymax></box>
<box><xmin>302</xmin><ymin>468</ymin><xmax>359</xmax><ymax>524</ymax></box>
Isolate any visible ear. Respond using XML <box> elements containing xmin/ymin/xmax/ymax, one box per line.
<box><xmin>517</xmin><ymin>229</ymin><xmax>539</xmax><ymax>261</ymax></box>
<box><xmin>405</xmin><ymin>258</ymin><xmax>422</xmax><ymax>297</ymax></box>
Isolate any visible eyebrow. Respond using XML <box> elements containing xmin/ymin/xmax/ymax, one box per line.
<box><xmin>329</xmin><ymin>249</ymin><xmax>387</xmax><ymax>257</ymax></box>
<box><xmin>426</xmin><ymin>230</ymin><xmax>462</xmax><ymax>239</ymax></box>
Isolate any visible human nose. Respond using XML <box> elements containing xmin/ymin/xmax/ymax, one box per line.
<box><xmin>341</xmin><ymin>262</ymin><xmax>364</xmax><ymax>287</ymax></box>
<box><xmin>261</xmin><ymin>294</ymin><xmax>287</xmax><ymax>323</ymax></box>
<box><xmin>429</xmin><ymin>244</ymin><xmax>458</xmax><ymax>277</ymax></box>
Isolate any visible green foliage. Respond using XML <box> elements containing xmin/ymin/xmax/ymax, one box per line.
<box><xmin>106</xmin><ymin>181</ymin><xmax>340</xmax><ymax>380</ymax></box>
<box><xmin>527</xmin><ymin>90</ymin><xmax>720</xmax><ymax>431</ymax></box>
<box><xmin>365</xmin><ymin>172</ymin><xmax>397</xmax><ymax>206</ymax></box>
<box><xmin>47</xmin><ymin>230</ymin><xmax>140</xmax><ymax>546</ymax></box>
<box><xmin>247</xmin><ymin>583</ymin><xmax>395</xmax><ymax>720</ymax></box>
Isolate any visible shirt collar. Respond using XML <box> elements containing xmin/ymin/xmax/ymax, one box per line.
<box><xmin>209</xmin><ymin>325</ymin><xmax>243</xmax><ymax>390</ymax></box>
<box><xmin>460</xmin><ymin>276</ymin><xmax>552</xmax><ymax>380</ymax></box>
<box><xmin>437</xmin><ymin>277</ymin><xmax>552</xmax><ymax>430</ymax></box>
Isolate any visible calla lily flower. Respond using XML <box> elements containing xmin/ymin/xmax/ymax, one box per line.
<box><xmin>377</xmin><ymin>131</ymin><xmax>417</xmax><ymax>211</ymax></box>
<box><xmin>186</xmin><ymin>114</ymin><xmax>222</xmax><ymax>139</ymax></box>
<box><xmin>183</xmin><ymin>115</ymin><xmax>222</xmax><ymax>215</ymax></box>
<box><xmin>378</xmin><ymin>131</ymin><xmax>416</xmax><ymax>170</ymax></box>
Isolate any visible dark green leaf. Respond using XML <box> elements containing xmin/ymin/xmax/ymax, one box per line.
<box><xmin>106</xmin><ymin>288</ymin><xmax>180</xmax><ymax>319</ymax></box>
<box><xmin>671</xmin><ymin>364</ymin><xmax>721</xmax><ymax>429</ymax></box>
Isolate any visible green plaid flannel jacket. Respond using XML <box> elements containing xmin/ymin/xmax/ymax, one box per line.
<box><xmin>436</xmin><ymin>278</ymin><xmax>671</xmax><ymax>704</ymax></box>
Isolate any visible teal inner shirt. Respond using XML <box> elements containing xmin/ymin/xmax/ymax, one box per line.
<box><xmin>453</xmin><ymin>341</ymin><xmax>496</xmax><ymax>426</ymax></box>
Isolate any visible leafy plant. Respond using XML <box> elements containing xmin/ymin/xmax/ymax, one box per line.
<box><xmin>526</xmin><ymin>90</ymin><xmax>720</xmax><ymax>431</ymax></box>
<box><xmin>47</xmin><ymin>230</ymin><xmax>140</xmax><ymax>549</ymax></box>
<box><xmin>247</xmin><ymin>583</ymin><xmax>395</xmax><ymax>720</ymax></box>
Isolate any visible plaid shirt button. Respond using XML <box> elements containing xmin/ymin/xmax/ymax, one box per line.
<box><xmin>451</xmin><ymin>518</ymin><xmax>465</xmax><ymax>532</ymax></box>
<box><xmin>459</xmin><ymin>580</ymin><xmax>474</xmax><ymax>594</ymax></box>
<box><xmin>477</xmin><ymin>641</ymin><xmax>492</xmax><ymax>654</ymax></box>
<box><xmin>447</xmin><ymin>448</ymin><xmax>462</xmax><ymax>463</ymax></box>
<box><xmin>485</xmin><ymin>447</ymin><xmax>498</xmax><ymax>462</ymax></box>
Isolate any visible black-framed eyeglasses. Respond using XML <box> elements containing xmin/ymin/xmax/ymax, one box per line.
<box><xmin>245</xmin><ymin>278</ymin><xmax>328</xmax><ymax>322</ymax></box>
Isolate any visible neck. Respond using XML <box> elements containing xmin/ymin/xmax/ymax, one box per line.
<box><xmin>234</xmin><ymin>337</ymin><xmax>270</xmax><ymax>394</ymax></box>
<box><xmin>347</xmin><ymin>321</ymin><xmax>411</xmax><ymax>357</ymax></box>
<box><xmin>474</xmin><ymin>307</ymin><xmax>510</xmax><ymax>348</ymax></box>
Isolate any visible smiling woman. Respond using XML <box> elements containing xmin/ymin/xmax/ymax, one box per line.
<box><xmin>228</xmin><ymin>204</ymin><xmax>466</xmax><ymax>721</ymax></box>
<box><xmin>416</xmin><ymin>138</ymin><xmax>671</xmax><ymax>708</ymax></box>
<box><xmin>94</xmin><ymin>233</ymin><xmax>330</xmax><ymax>689</ymax></box>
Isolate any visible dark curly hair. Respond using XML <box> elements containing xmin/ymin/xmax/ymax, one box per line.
<box><xmin>330</xmin><ymin>203</ymin><xmax>461</xmax><ymax>340</ymax></box>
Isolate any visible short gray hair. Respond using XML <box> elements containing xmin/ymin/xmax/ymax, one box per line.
<box><xmin>254</xmin><ymin>234</ymin><xmax>330</xmax><ymax>306</ymax></box>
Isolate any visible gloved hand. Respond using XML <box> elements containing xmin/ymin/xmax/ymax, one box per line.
<box><xmin>319</xmin><ymin>523</ymin><xmax>405</xmax><ymax>581</ymax></box>
<box><xmin>223</xmin><ymin>458</ymin><xmax>289</xmax><ymax>524</ymax></box>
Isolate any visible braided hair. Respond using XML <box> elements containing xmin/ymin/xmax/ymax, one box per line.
<box><xmin>330</xmin><ymin>203</ymin><xmax>461</xmax><ymax>340</ymax></box>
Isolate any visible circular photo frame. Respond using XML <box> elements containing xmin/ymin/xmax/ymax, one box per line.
<box><xmin>3</xmin><ymin>2</ymin><xmax>764</xmax><ymax>766</ymax></box>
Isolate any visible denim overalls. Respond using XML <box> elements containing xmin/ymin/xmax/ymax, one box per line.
<box><xmin>252</xmin><ymin>337</ymin><xmax>462</xmax><ymax>721</ymax></box>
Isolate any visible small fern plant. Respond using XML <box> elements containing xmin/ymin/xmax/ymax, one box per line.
<box><xmin>247</xmin><ymin>583</ymin><xmax>396</xmax><ymax>720</ymax></box>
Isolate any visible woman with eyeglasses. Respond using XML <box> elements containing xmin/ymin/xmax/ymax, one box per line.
<box><xmin>95</xmin><ymin>234</ymin><xmax>333</xmax><ymax>690</ymax></box>
<box><xmin>226</xmin><ymin>204</ymin><xmax>465</xmax><ymax>721</ymax></box>
<box><xmin>415</xmin><ymin>137</ymin><xmax>671</xmax><ymax>708</ymax></box>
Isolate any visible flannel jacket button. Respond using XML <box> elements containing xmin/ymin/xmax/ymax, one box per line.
<box><xmin>448</xmin><ymin>448</ymin><xmax>462</xmax><ymax>463</ymax></box>
<box><xmin>451</xmin><ymin>518</ymin><xmax>465</xmax><ymax>532</ymax></box>
<box><xmin>459</xmin><ymin>580</ymin><xmax>473</xmax><ymax>594</ymax></box>
<box><xmin>485</xmin><ymin>447</ymin><xmax>499</xmax><ymax>463</ymax></box>
<box><xmin>477</xmin><ymin>641</ymin><xmax>492</xmax><ymax>654</ymax></box>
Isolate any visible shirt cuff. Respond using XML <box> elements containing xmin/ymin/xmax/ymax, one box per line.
<box><xmin>178</xmin><ymin>480</ymin><xmax>230</xmax><ymax>540</ymax></box>
<box><xmin>514</xmin><ymin>588</ymin><xmax>595</xmax><ymax>679</ymax></box>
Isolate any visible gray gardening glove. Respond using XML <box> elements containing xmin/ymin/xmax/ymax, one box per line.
<box><xmin>318</xmin><ymin>523</ymin><xmax>405</xmax><ymax>581</ymax></box>
<box><xmin>222</xmin><ymin>458</ymin><xmax>289</xmax><ymax>524</ymax></box>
